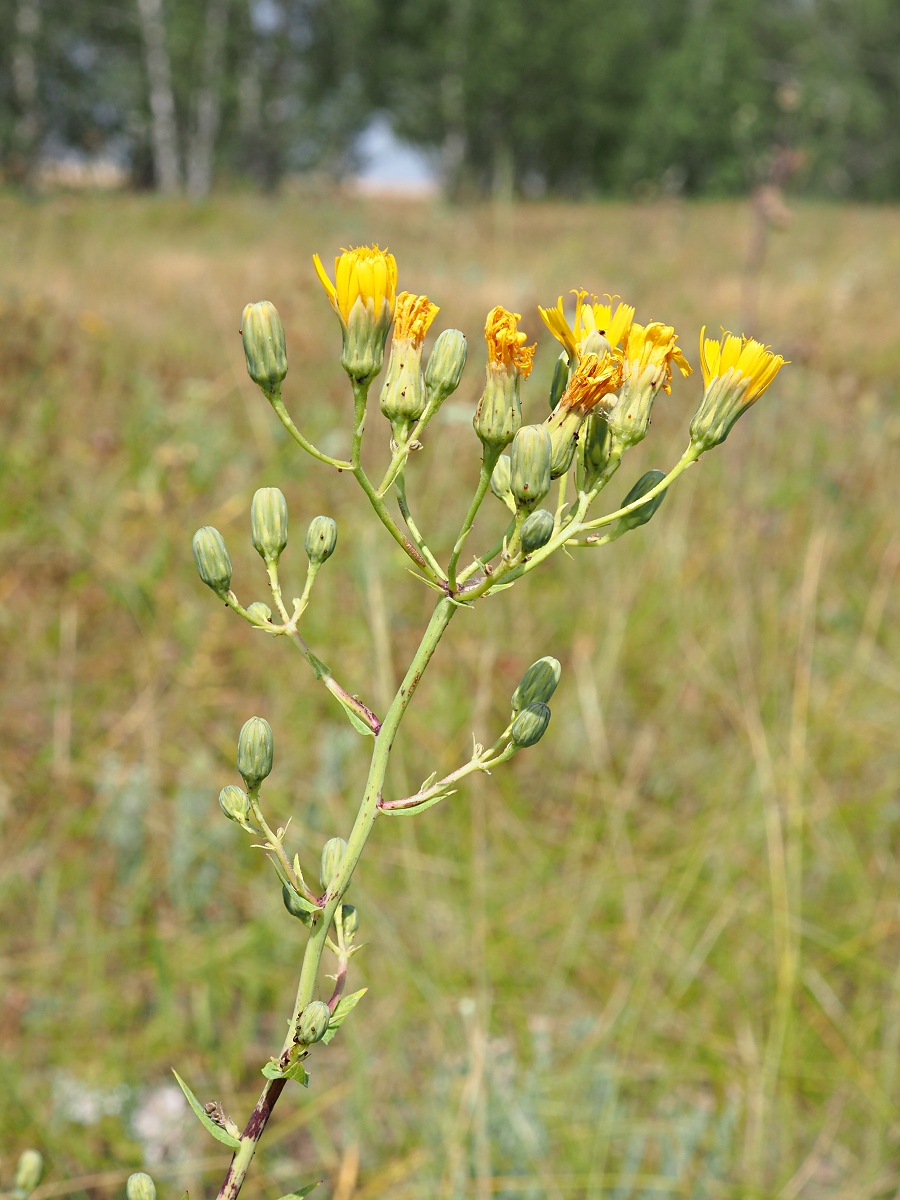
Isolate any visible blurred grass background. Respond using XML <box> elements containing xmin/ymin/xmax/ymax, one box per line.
<box><xmin>2</xmin><ymin>192</ymin><xmax>900</xmax><ymax>1199</ymax></box>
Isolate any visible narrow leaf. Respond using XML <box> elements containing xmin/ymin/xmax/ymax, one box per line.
<box><xmin>275</xmin><ymin>1183</ymin><xmax>322</xmax><ymax>1200</ymax></box>
<box><xmin>320</xmin><ymin>988</ymin><xmax>367</xmax><ymax>1044</ymax></box>
<box><xmin>334</xmin><ymin>692</ymin><xmax>376</xmax><ymax>737</ymax></box>
<box><xmin>282</xmin><ymin>883</ymin><xmax>321</xmax><ymax>916</ymax></box>
<box><xmin>172</xmin><ymin>1070</ymin><xmax>241</xmax><ymax>1149</ymax></box>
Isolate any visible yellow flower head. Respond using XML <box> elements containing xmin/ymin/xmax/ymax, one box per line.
<box><xmin>539</xmin><ymin>290</ymin><xmax>635</xmax><ymax>360</ymax></box>
<box><xmin>313</xmin><ymin>244</ymin><xmax>397</xmax><ymax>324</ymax></box>
<box><xmin>623</xmin><ymin>321</ymin><xmax>692</xmax><ymax>394</ymax></box>
<box><xmin>393</xmin><ymin>291</ymin><xmax>439</xmax><ymax>346</ymax></box>
<box><xmin>485</xmin><ymin>306</ymin><xmax>536</xmax><ymax>378</ymax></box>
<box><xmin>698</xmin><ymin>328</ymin><xmax>786</xmax><ymax>404</ymax></box>
<box><xmin>557</xmin><ymin>350</ymin><xmax>623</xmax><ymax>416</ymax></box>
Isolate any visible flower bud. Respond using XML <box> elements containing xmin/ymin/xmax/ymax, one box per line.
<box><xmin>192</xmin><ymin>526</ymin><xmax>232</xmax><ymax>596</ymax></box>
<box><xmin>425</xmin><ymin>328</ymin><xmax>467</xmax><ymax>406</ymax></box>
<box><xmin>616</xmin><ymin>470</ymin><xmax>668</xmax><ymax>533</ymax></box>
<box><xmin>521</xmin><ymin>509</ymin><xmax>554</xmax><ymax>554</ymax></box>
<box><xmin>512</xmin><ymin>656</ymin><xmax>561</xmax><ymax>713</ymax></box>
<box><xmin>490</xmin><ymin>455</ymin><xmax>516</xmax><ymax>514</ymax></box>
<box><xmin>125</xmin><ymin>1174</ymin><xmax>155</xmax><ymax>1200</ymax></box>
<box><xmin>511</xmin><ymin>701</ymin><xmax>551</xmax><ymax>748</ymax></box>
<box><xmin>581</xmin><ymin>329</ymin><xmax>611</xmax><ymax>360</ymax></box>
<box><xmin>341</xmin><ymin>903</ymin><xmax>360</xmax><ymax>936</ymax></box>
<box><xmin>380</xmin><ymin>344</ymin><xmax>428</xmax><ymax>427</ymax></box>
<box><xmin>15</xmin><ymin>1152</ymin><xmax>44</xmax><ymax>1194</ymax></box>
<box><xmin>237</xmin><ymin>716</ymin><xmax>274</xmax><ymax>790</ymax></box>
<box><xmin>473</xmin><ymin>367</ymin><xmax>521</xmax><ymax>449</ymax></box>
<box><xmin>305</xmin><ymin>515</ymin><xmax>338</xmax><ymax>565</ymax></box>
<box><xmin>576</xmin><ymin>412</ymin><xmax>612</xmax><ymax>492</ymax></box>
<box><xmin>545</xmin><ymin>408</ymin><xmax>582</xmax><ymax>479</ymax></box>
<box><xmin>241</xmin><ymin>301</ymin><xmax>287</xmax><ymax>392</ymax></box>
<box><xmin>219</xmin><ymin>784</ymin><xmax>251</xmax><ymax>825</ymax></box>
<box><xmin>251</xmin><ymin>487</ymin><xmax>288</xmax><ymax>562</ymax></box>
<box><xmin>298</xmin><ymin>1000</ymin><xmax>331</xmax><ymax>1045</ymax></box>
<box><xmin>283</xmin><ymin>884</ymin><xmax>314</xmax><ymax>925</ymax></box>
<box><xmin>510</xmin><ymin>425</ymin><xmax>552</xmax><ymax>508</ymax></box>
<box><xmin>320</xmin><ymin>836</ymin><xmax>348</xmax><ymax>890</ymax></box>
<box><xmin>548</xmin><ymin>352</ymin><xmax>569</xmax><ymax>411</ymax></box>
<box><xmin>247</xmin><ymin>601</ymin><xmax>272</xmax><ymax>624</ymax></box>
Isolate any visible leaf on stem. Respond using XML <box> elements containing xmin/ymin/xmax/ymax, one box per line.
<box><xmin>282</xmin><ymin>882</ymin><xmax>322</xmax><ymax>917</ymax></box>
<box><xmin>274</xmin><ymin>1184</ymin><xmax>322</xmax><ymax>1200</ymax></box>
<box><xmin>171</xmin><ymin>1070</ymin><xmax>241</xmax><ymax>1149</ymax></box>
<box><xmin>332</xmin><ymin>692</ymin><xmax>376</xmax><ymax>737</ymax></box>
<box><xmin>261</xmin><ymin>1059</ymin><xmax>310</xmax><ymax>1086</ymax></box>
<box><xmin>320</xmin><ymin>988</ymin><xmax>367</xmax><ymax>1044</ymax></box>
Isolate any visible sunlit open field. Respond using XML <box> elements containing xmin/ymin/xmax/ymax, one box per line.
<box><xmin>3</xmin><ymin>191</ymin><xmax>900</xmax><ymax>1200</ymax></box>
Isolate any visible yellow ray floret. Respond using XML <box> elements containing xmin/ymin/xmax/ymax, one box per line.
<box><xmin>623</xmin><ymin>321</ymin><xmax>692</xmax><ymax>393</ymax></box>
<box><xmin>558</xmin><ymin>350</ymin><xmax>623</xmax><ymax>415</ymax></box>
<box><xmin>485</xmin><ymin>306</ymin><xmax>536</xmax><ymax>378</ymax></box>
<box><xmin>699</xmin><ymin>327</ymin><xmax>787</xmax><ymax>404</ymax></box>
<box><xmin>539</xmin><ymin>290</ymin><xmax>635</xmax><ymax>359</ymax></box>
<box><xmin>393</xmin><ymin>291</ymin><xmax>439</xmax><ymax>345</ymax></box>
<box><xmin>313</xmin><ymin>244</ymin><xmax>398</xmax><ymax>322</ymax></box>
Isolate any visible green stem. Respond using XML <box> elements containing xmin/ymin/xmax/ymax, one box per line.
<box><xmin>395</xmin><ymin>473</ymin><xmax>447</xmax><ymax>581</ymax></box>
<box><xmin>448</xmin><ymin>446</ymin><xmax>501</xmax><ymax>592</ymax></box>
<box><xmin>457</xmin><ymin>517</ymin><xmax>516</xmax><ymax>585</ymax></box>
<box><xmin>267</xmin><ymin>390</ymin><xmax>351</xmax><ymax>470</ymax></box>
<box><xmin>577</xmin><ymin>445</ymin><xmax>698</xmax><ymax>532</ymax></box>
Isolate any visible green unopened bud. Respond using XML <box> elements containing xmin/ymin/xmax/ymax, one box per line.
<box><xmin>512</xmin><ymin>656</ymin><xmax>561</xmax><ymax>713</ymax></box>
<box><xmin>247</xmin><ymin>601</ymin><xmax>273</xmax><ymax>624</ymax></box>
<box><xmin>545</xmin><ymin>407</ymin><xmax>583</xmax><ymax>479</ymax></box>
<box><xmin>241</xmin><ymin>301</ymin><xmax>287</xmax><ymax>392</ymax></box>
<box><xmin>490</xmin><ymin>455</ymin><xmax>516</xmax><ymax>514</ymax></box>
<box><xmin>616</xmin><ymin>470</ymin><xmax>668</xmax><ymax>533</ymax></box>
<box><xmin>192</xmin><ymin>526</ymin><xmax>232</xmax><ymax>596</ymax></box>
<box><xmin>305</xmin><ymin>515</ymin><xmax>338</xmax><ymax>565</ymax></box>
<box><xmin>380</xmin><ymin>343</ymin><xmax>427</xmax><ymax>427</ymax></box>
<box><xmin>510</xmin><ymin>425</ymin><xmax>552</xmax><ymax>507</ymax></box>
<box><xmin>576</xmin><ymin>412</ymin><xmax>612</xmax><ymax>492</ymax></box>
<box><xmin>320</xmin><ymin>836</ymin><xmax>348</xmax><ymax>890</ymax></box>
<box><xmin>125</xmin><ymin>1174</ymin><xmax>155</xmax><ymax>1200</ymax></box>
<box><xmin>581</xmin><ymin>329</ymin><xmax>611</xmax><ymax>360</ymax></box>
<box><xmin>473</xmin><ymin>367</ymin><xmax>522</xmax><ymax>449</ymax></box>
<box><xmin>521</xmin><ymin>509</ymin><xmax>554</xmax><ymax>553</ymax></box>
<box><xmin>511</xmin><ymin>701</ymin><xmax>551</xmax><ymax>748</ymax></box>
<box><xmin>425</xmin><ymin>329</ymin><xmax>467</xmax><ymax>406</ymax></box>
<box><xmin>219</xmin><ymin>784</ymin><xmax>251</xmax><ymax>825</ymax></box>
<box><xmin>341</xmin><ymin>903</ymin><xmax>359</xmax><ymax>936</ymax></box>
<box><xmin>15</xmin><ymin>1152</ymin><xmax>44</xmax><ymax>1194</ymax></box>
<box><xmin>251</xmin><ymin>487</ymin><xmax>288</xmax><ymax>562</ymax></box>
<box><xmin>298</xmin><ymin>999</ymin><xmax>331</xmax><ymax>1045</ymax></box>
<box><xmin>549</xmin><ymin>352</ymin><xmax>569</xmax><ymax>411</ymax></box>
<box><xmin>237</xmin><ymin>716</ymin><xmax>274</xmax><ymax>790</ymax></box>
<box><xmin>283</xmin><ymin>884</ymin><xmax>314</xmax><ymax>925</ymax></box>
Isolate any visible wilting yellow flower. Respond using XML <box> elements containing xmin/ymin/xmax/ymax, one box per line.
<box><xmin>392</xmin><ymin>291</ymin><xmax>439</xmax><ymax>345</ymax></box>
<box><xmin>313</xmin><ymin>244</ymin><xmax>398</xmax><ymax>384</ymax></box>
<box><xmin>539</xmin><ymin>290</ymin><xmax>635</xmax><ymax>361</ymax></box>
<box><xmin>544</xmin><ymin>351</ymin><xmax>624</xmax><ymax>478</ymax></box>
<box><xmin>607</xmin><ymin>321</ymin><xmax>692</xmax><ymax>451</ymax></box>
<box><xmin>690</xmin><ymin>327</ymin><xmax>788</xmax><ymax>450</ymax></box>
<box><xmin>485</xmin><ymin>306</ymin><xmax>536</xmax><ymax>378</ymax></box>
<box><xmin>473</xmin><ymin>308</ymin><xmax>536</xmax><ymax>449</ymax></box>
<box><xmin>380</xmin><ymin>292</ymin><xmax>440</xmax><ymax>429</ymax></box>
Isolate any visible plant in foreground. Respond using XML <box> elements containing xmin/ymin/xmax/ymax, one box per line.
<box><xmin>28</xmin><ymin>250</ymin><xmax>788</xmax><ymax>1200</ymax></box>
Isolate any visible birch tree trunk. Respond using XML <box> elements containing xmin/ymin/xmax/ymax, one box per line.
<box><xmin>12</xmin><ymin>0</ymin><xmax>42</xmax><ymax>184</ymax></box>
<box><xmin>136</xmin><ymin>0</ymin><xmax>180</xmax><ymax>193</ymax></box>
<box><xmin>186</xmin><ymin>0</ymin><xmax>229</xmax><ymax>199</ymax></box>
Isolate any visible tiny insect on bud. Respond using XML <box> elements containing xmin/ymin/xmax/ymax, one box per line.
<box><xmin>247</xmin><ymin>601</ymin><xmax>273</xmax><ymax>624</ymax></box>
<box><xmin>125</xmin><ymin>1174</ymin><xmax>156</xmax><ymax>1200</ymax></box>
<box><xmin>237</xmin><ymin>716</ymin><xmax>274</xmax><ymax>790</ymax></box>
<box><xmin>219</xmin><ymin>784</ymin><xmax>251</xmax><ymax>826</ymax></box>
<box><xmin>510</xmin><ymin>425</ymin><xmax>552</xmax><ymax>507</ymax></box>
<box><xmin>341</xmin><ymin>903</ymin><xmax>360</xmax><ymax>936</ymax></box>
<box><xmin>580</xmin><ymin>329</ymin><xmax>611</xmax><ymax>360</ymax></box>
<box><xmin>283</xmin><ymin>884</ymin><xmax>314</xmax><ymax>925</ymax></box>
<box><xmin>616</xmin><ymin>470</ymin><xmax>668</xmax><ymax>533</ymax></box>
<box><xmin>305</xmin><ymin>515</ymin><xmax>338</xmax><ymax>565</ymax></box>
<box><xmin>251</xmin><ymin>487</ymin><xmax>289</xmax><ymax>562</ymax></box>
<box><xmin>320</xmin><ymin>836</ymin><xmax>348</xmax><ymax>890</ymax></box>
<box><xmin>192</xmin><ymin>526</ymin><xmax>232</xmax><ymax>596</ymax></box>
<box><xmin>521</xmin><ymin>508</ymin><xmax>555</xmax><ymax>553</ymax></box>
<box><xmin>425</xmin><ymin>328</ymin><xmax>467</xmax><ymax>406</ymax></box>
<box><xmin>512</xmin><ymin>656</ymin><xmax>561</xmax><ymax>713</ymax></box>
<box><xmin>15</xmin><ymin>1152</ymin><xmax>44</xmax><ymax>1194</ymax></box>
<box><xmin>298</xmin><ymin>1000</ymin><xmax>331</xmax><ymax>1045</ymax></box>
<box><xmin>511</xmin><ymin>701</ymin><xmax>552</xmax><ymax>748</ymax></box>
<box><xmin>241</xmin><ymin>301</ymin><xmax>288</xmax><ymax>392</ymax></box>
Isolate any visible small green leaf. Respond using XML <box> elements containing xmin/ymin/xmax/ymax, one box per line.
<box><xmin>262</xmin><ymin>1059</ymin><xmax>309</xmax><ymax>1086</ymax></box>
<box><xmin>172</xmin><ymin>1070</ymin><xmax>241</xmax><ymax>1149</ymax></box>
<box><xmin>282</xmin><ymin>883</ymin><xmax>321</xmax><ymax>916</ymax></box>
<box><xmin>334</xmin><ymin>692</ymin><xmax>376</xmax><ymax>737</ymax></box>
<box><xmin>379</xmin><ymin>790</ymin><xmax>456</xmax><ymax>818</ymax></box>
<box><xmin>320</xmin><ymin>988</ymin><xmax>367</xmax><ymax>1044</ymax></box>
<box><xmin>275</xmin><ymin>1183</ymin><xmax>322</xmax><ymax>1200</ymax></box>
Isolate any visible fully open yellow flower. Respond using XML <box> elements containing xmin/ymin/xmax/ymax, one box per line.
<box><xmin>313</xmin><ymin>245</ymin><xmax>397</xmax><ymax>324</ymax></box>
<box><xmin>485</xmin><ymin>306</ymin><xmax>536</xmax><ymax>378</ymax></box>
<box><xmin>539</xmin><ymin>291</ymin><xmax>635</xmax><ymax>360</ymax></box>
<box><xmin>393</xmin><ymin>291</ymin><xmax>439</xmax><ymax>346</ymax></box>
<box><xmin>698</xmin><ymin>328</ymin><xmax>786</xmax><ymax>403</ymax></box>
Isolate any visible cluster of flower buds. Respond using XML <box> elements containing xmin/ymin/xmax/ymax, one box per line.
<box><xmin>508</xmin><ymin>656</ymin><xmax>561</xmax><ymax>749</ymax></box>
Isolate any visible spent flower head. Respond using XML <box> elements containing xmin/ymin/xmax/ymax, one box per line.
<box><xmin>380</xmin><ymin>291</ymin><xmax>440</xmax><ymax>430</ymax></box>
<box><xmin>473</xmin><ymin>307</ymin><xmax>536</xmax><ymax>449</ymax></box>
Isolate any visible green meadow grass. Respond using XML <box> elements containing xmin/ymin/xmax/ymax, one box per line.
<box><xmin>3</xmin><ymin>192</ymin><xmax>900</xmax><ymax>1199</ymax></box>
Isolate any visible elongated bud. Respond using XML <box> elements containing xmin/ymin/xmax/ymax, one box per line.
<box><xmin>473</xmin><ymin>367</ymin><xmax>521</xmax><ymax>449</ymax></box>
<box><xmin>15</xmin><ymin>1152</ymin><xmax>44</xmax><ymax>1194</ymax></box>
<box><xmin>341</xmin><ymin>903</ymin><xmax>360</xmax><ymax>936</ymax></box>
<box><xmin>546</xmin><ymin>408</ymin><xmax>582</xmax><ymax>479</ymax></box>
<box><xmin>521</xmin><ymin>509</ymin><xmax>554</xmax><ymax>553</ymax></box>
<box><xmin>425</xmin><ymin>328</ymin><xmax>467</xmax><ymax>406</ymax></box>
<box><xmin>219</xmin><ymin>784</ymin><xmax>251</xmax><ymax>826</ymax></box>
<box><xmin>549</xmin><ymin>352</ymin><xmax>569</xmax><ymax>411</ymax></box>
<box><xmin>283</xmin><ymin>884</ymin><xmax>314</xmax><ymax>925</ymax></box>
<box><xmin>320</xmin><ymin>836</ymin><xmax>348</xmax><ymax>890</ymax></box>
<box><xmin>125</xmin><ymin>1175</ymin><xmax>155</xmax><ymax>1200</ymax></box>
<box><xmin>192</xmin><ymin>526</ymin><xmax>232</xmax><ymax>596</ymax></box>
<box><xmin>576</xmin><ymin>412</ymin><xmax>612</xmax><ymax>492</ymax></box>
<box><xmin>237</xmin><ymin>716</ymin><xmax>274</xmax><ymax>790</ymax></box>
<box><xmin>510</xmin><ymin>425</ymin><xmax>552</xmax><ymax>507</ymax></box>
<box><xmin>298</xmin><ymin>1000</ymin><xmax>331</xmax><ymax>1045</ymax></box>
<box><xmin>247</xmin><ymin>601</ymin><xmax>272</xmax><ymax>624</ymax></box>
<box><xmin>617</xmin><ymin>470</ymin><xmax>668</xmax><ymax>533</ymax></box>
<box><xmin>511</xmin><ymin>701</ymin><xmax>551</xmax><ymax>748</ymax></box>
<box><xmin>512</xmin><ymin>656</ymin><xmax>561</xmax><ymax>713</ymax></box>
<box><xmin>241</xmin><ymin>301</ymin><xmax>287</xmax><ymax>392</ymax></box>
<box><xmin>251</xmin><ymin>487</ymin><xmax>288</xmax><ymax>562</ymax></box>
<box><xmin>305</xmin><ymin>515</ymin><xmax>338</xmax><ymax>565</ymax></box>
<box><xmin>490</xmin><ymin>455</ymin><xmax>516</xmax><ymax>514</ymax></box>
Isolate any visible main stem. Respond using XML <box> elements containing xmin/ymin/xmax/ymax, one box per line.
<box><xmin>214</xmin><ymin>597</ymin><xmax>456</xmax><ymax>1200</ymax></box>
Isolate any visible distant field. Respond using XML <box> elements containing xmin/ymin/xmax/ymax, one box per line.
<box><xmin>2</xmin><ymin>192</ymin><xmax>900</xmax><ymax>1200</ymax></box>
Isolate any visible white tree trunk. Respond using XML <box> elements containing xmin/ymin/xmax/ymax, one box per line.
<box><xmin>186</xmin><ymin>0</ymin><xmax>229</xmax><ymax>199</ymax></box>
<box><xmin>136</xmin><ymin>0</ymin><xmax>180</xmax><ymax>193</ymax></box>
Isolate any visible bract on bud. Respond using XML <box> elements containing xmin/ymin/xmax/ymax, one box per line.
<box><xmin>305</xmin><ymin>515</ymin><xmax>338</xmax><ymax>565</ymax></box>
<box><xmin>425</xmin><ymin>328</ymin><xmax>467</xmax><ymax>407</ymax></box>
<box><xmin>241</xmin><ymin>301</ymin><xmax>287</xmax><ymax>392</ymax></box>
<box><xmin>576</xmin><ymin>412</ymin><xmax>612</xmax><ymax>492</ymax></box>
<box><xmin>548</xmin><ymin>352</ymin><xmax>569</xmax><ymax>411</ymax></box>
<box><xmin>283</xmin><ymin>884</ymin><xmax>314</xmax><ymax>925</ymax></box>
<box><xmin>511</xmin><ymin>701</ymin><xmax>552</xmax><ymax>748</ymax></box>
<box><xmin>192</xmin><ymin>526</ymin><xmax>232</xmax><ymax>596</ymax></box>
<box><xmin>251</xmin><ymin>487</ymin><xmax>289</xmax><ymax>562</ymax></box>
<box><xmin>490</xmin><ymin>455</ymin><xmax>516</xmax><ymax>514</ymax></box>
<box><xmin>473</xmin><ymin>307</ymin><xmax>535</xmax><ymax>450</ymax></box>
<box><xmin>510</xmin><ymin>425</ymin><xmax>552</xmax><ymax>508</ymax></box>
<box><xmin>521</xmin><ymin>509</ymin><xmax>555</xmax><ymax>553</ymax></box>
<box><xmin>247</xmin><ymin>601</ymin><xmax>272</xmax><ymax>624</ymax></box>
<box><xmin>125</xmin><ymin>1175</ymin><xmax>156</xmax><ymax>1200</ymax></box>
<box><xmin>380</xmin><ymin>292</ymin><xmax>438</xmax><ymax>430</ymax></box>
<box><xmin>341</xmin><ymin>903</ymin><xmax>360</xmax><ymax>936</ymax></box>
<box><xmin>298</xmin><ymin>1000</ymin><xmax>331</xmax><ymax>1045</ymax></box>
<box><xmin>237</xmin><ymin>716</ymin><xmax>274</xmax><ymax>790</ymax></box>
<box><xmin>512</xmin><ymin>656</ymin><xmax>561</xmax><ymax>713</ymax></box>
<box><xmin>219</xmin><ymin>784</ymin><xmax>252</xmax><ymax>828</ymax></box>
<box><xmin>616</xmin><ymin>470</ymin><xmax>668</xmax><ymax>533</ymax></box>
<box><xmin>313</xmin><ymin>246</ymin><xmax>397</xmax><ymax>384</ymax></box>
<box><xmin>320</xmin><ymin>836</ymin><xmax>348</xmax><ymax>890</ymax></box>
<box><xmin>15</xmin><ymin>1152</ymin><xmax>44</xmax><ymax>1194</ymax></box>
